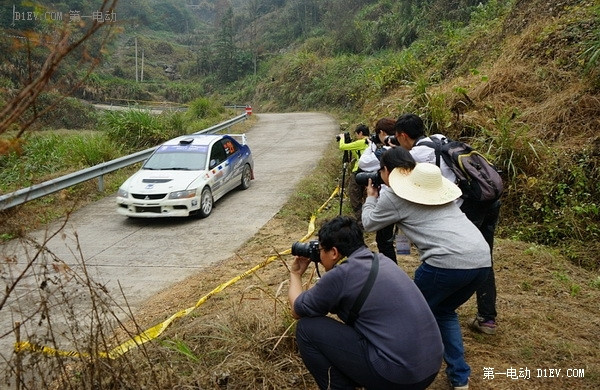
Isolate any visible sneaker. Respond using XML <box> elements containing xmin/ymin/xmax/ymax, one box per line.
<box><xmin>448</xmin><ymin>378</ymin><xmax>469</xmax><ymax>389</ymax></box>
<box><xmin>470</xmin><ymin>317</ymin><xmax>497</xmax><ymax>335</ymax></box>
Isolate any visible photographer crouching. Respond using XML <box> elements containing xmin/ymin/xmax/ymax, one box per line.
<box><xmin>288</xmin><ymin>216</ymin><xmax>442</xmax><ymax>390</ymax></box>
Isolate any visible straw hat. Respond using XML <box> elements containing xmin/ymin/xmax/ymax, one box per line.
<box><xmin>389</xmin><ymin>163</ymin><xmax>462</xmax><ymax>205</ymax></box>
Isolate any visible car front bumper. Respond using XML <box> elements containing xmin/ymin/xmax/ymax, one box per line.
<box><xmin>116</xmin><ymin>196</ymin><xmax>200</xmax><ymax>218</ymax></box>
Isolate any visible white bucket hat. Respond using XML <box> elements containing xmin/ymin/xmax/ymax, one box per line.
<box><xmin>389</xmin><ymin>163</ymin><xmax>462</xmax><ymax>205</ymax></box>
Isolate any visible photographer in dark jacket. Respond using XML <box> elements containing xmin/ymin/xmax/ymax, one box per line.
<box><xmin>289</xmin><ymin>216</ymin><xmax>442</xmax><ymax>390</ymax></box>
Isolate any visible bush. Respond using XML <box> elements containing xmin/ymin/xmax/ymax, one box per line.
<box><xmin>186</xmin><ymin>97</ymin><xmax>224</xmax><ymax>120</ymax></box>
<box><xmin>101</xmin><ymin>110</ymin><xmax>166</xmax><ymax>150</ymax></box>
<box><xmin>0</xmin><ymin>132</ymin><xmax>120</xmax><ymax>191</ymax></box>
<box><xmin>29</xmin><ymin>93</ymin><xmax>97</xmax><ymax>129</ymax></box>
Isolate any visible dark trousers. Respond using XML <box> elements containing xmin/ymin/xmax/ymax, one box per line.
<box><xmin>376</xmin><ymin>224</ymin><xmax>397</xmax><ymax>263</ymax></box>
<box><xmin>348</xmin><ymin>172</ymin><xmax>366</xmax><ymax>224</ymax></box>
<box><xmin>296</xmin><ymin>317</ymin><xmax>437</xmax><ymax>390</ymax></box>
<box><xmin>460</xmin><ymin>198</ymin><xmax>501</xmax><ymax>322</ymax></box>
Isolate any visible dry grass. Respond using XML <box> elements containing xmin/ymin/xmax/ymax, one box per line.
<box><xmin>111</xmin><ymin>210</ymin><xmax>600</xmax><ymax>389</ymax></box>
<box><xmin>3</xmin><ymin>1</ymin><xmax>599</xmax><ymax>388</ymax></box>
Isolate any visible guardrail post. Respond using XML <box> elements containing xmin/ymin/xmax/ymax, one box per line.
<box><xmin>97</xmin><ymin>175</ymin><xmax>105</xmax><ymax>192</ymax></box>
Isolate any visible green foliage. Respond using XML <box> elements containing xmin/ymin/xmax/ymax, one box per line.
<box><xmin>156</xmin><ymin>82</ymin><xmax>205</xmax><ymax>104</ymax></box>
<box><xmin>116</xmin><ymin>0</ymin><xmax>195</xmax><ymax>34</ymax></box>
<box><xmin>484</xmin><ymin>109</ymin><xmax>540</xmax><ymax>181</ymax></box>
<box><xmin>76</xmin><ymin>74</ymin><xmax>153</xmax><ymax>102</ymax></box>
<box><xmin>101</xmin><ymin>110</ymin><xmax>166</xmax><ymax>150</ymax></box>
<box><xmin>506</xmin><ymin>147</ymin><xmax>600</xmax><ymax>270</ymax></box>
<box><xmin>581</xmin><ymin>4</ymin><xmax>600</xmax><ymax>74</ymax></box>
<box><xmin>370</xmin><ymin>50</ymin><xmax>423</xmax><ymax>93</ymax></box>
<box><xmin>160</xmin><ymin>339</ymin><xmax>201</xmax><ymax>363</ymax></box>
<box><xmin>0</xmin><ymin>131</ymin><xmax>120</xmax><ymax>191</ymax></box>
<box><xmin>34</xmin><ymin>93</ymin><xmax>97</xmax><ymax>129</ymax></box>
<box><xmin>186</xmin><ymin>97</ymin><xmax>224</xmax><ymax>121</ymax></box>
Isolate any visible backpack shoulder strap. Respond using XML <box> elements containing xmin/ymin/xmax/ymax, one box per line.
<box><xmin>346</xmin><ymin>253</ymin><xmax>379</xmax><ymax>327</ymax></box>
<box><xmin>417</xmin><ymin>137</ymin><xmax>444</xmax><ymax>167</ymax></box>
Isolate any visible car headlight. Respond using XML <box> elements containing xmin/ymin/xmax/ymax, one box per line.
<box><xmin>169</xmin><ymin>189</ymin><xmax>197</xmax><ymax>199</ymax></box>
<box><xmin>117</xmin><ymin>188</ymin><xmax>129</xmax><ymax>198</ymax></box>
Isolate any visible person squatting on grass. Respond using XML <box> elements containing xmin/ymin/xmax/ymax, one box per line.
<box><xmin>394</xmin><ymin>113</ymin><xmax>501</xmax><ymax>335</ymax></box>
<box><xmin>288</xmin><ymin>216</ymin><xmax>443</xmax><ymax>390</ymax></box>
<box><xmin>361</xmin><ymin>147</ymin><xmax>492</xmax><ymax>389</ymax></box>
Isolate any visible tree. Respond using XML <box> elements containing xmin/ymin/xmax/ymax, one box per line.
<box><xmin>215</xmin><ymin>7</ymin><xmax>236</xmax><ymax>83</ymax></box>
<box><xmin>0</xmin><ymin>0</ymin><xmax>119</xmax><ymax>142</ymax></box>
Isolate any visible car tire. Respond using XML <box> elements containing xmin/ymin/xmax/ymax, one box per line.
<box><xmin>239</xmin><ymin>164</ymin><xmax>252</xmax><ymax>190</ymax></box>
<box><xmin>198</xmin><ymin>186</ymin><xmax>213</xmax><ymax>218</ymax></box>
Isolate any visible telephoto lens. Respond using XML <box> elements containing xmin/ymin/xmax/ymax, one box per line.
<box><xmin>355</xmin><ymin>171</ymin><xmax>382</xmax><ymax>187</ymax></box>
<box><xmin>291</xmin><ymin>240</ymin><xmax>320</xmax><ymax>264</ymax></box>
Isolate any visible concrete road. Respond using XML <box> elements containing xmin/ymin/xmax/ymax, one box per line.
<box><xmin>0</xmin><ymin>112</ymin><xmax>338</xmax><ymax>376</ymax></box>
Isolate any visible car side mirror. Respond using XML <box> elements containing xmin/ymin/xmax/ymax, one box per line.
<box><xmin>209</xmin><ymin>159</ymin><xmax>218</xmax><ymax>169</ymax></box>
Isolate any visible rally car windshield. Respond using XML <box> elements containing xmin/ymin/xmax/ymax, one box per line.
<box><xmin>143</xmin><ymin>145</ymin><xmax>208</xmax><ymax>171</ymax></box>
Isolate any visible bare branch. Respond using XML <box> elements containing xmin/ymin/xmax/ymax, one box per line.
<box><xmin>0</xmin><ymin>0</ymin><xmax>119</xmax><ymax>138</ymax></box>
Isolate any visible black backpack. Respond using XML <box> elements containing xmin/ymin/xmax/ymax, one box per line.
<box><xmin>420</xmin><ymin>136</ymin><xmax>503</xmax><ymax>202</ymax></box>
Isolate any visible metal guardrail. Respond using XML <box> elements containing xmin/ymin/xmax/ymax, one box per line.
<box><xmin>0</xmin><ymin>113</ymin><xmax>249</xmax><ymax>211</ymax></box>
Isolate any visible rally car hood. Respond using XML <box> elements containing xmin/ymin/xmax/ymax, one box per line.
<box><xmin>123</xmin><ymin>169</ymin><xmax>207</xmax><ymax>193</ymax></box>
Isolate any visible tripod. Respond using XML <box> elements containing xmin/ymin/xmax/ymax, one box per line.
<box><xmin>338</xmin><ymin>150</ymin><xmax>351</xmax><ymax>216</ymax></box>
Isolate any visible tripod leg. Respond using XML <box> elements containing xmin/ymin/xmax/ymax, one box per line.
<box><xmin>339</xmin><ymin>162</ymin><xmax>347</xmax><ymax>215</ymax></box>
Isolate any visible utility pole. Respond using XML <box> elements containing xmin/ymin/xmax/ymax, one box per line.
<box><xmin>141</xmin><ymin>50</ymin><xmax>144</xmax><ymax>82</ymax></box>
<box><xmin>135</xmin><ymin>37</ymin><xmax>138</xmax><ymax>82</ymax></box>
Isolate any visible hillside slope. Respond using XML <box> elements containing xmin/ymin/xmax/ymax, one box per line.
<box><xmin>246</xmin><ymin>0</ymin><xmax>599</xmax><ymax>269</ymax></box>
<box><xmin>128</xmin><ymin>198</ymin><xmax>600</xmax><ymax>389</ymax></box>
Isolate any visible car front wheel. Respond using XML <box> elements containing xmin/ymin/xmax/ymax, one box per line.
<box><xmin>198</xmin><ymin>186</ymin><xmax>213</xmax><ymax>218</ymax></box>
<box><xmin>239</xmin><ymin>164</ymin><xmax>252</xmax><ymax>190</ymax></box>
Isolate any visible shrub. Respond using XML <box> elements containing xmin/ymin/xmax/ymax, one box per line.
<box><xmin>101</xmin><ymin>110</ymin><xmax>165</xmax><ymax>150</ymax></box>
<box><xmin>28</xmin><ymin>93</ymin><xmax>97</xmax><ymax>129</ymax></box>
<box><xmin>186</xmin><ymin>97</ymin><xmax>224</xmax><ymax>121</ymax></box>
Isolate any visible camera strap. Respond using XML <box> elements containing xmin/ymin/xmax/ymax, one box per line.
<box><xmin>346</xmin><ymin>252</ymin><xmax>379</xmax><ymax>327</ymax></box>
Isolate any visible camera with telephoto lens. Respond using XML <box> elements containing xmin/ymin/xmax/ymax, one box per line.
<box><xmin>355</xmin><ymin>171</ymin><xmax>382</xmax><ymax>187</ymax></box>
<box><xmin>336</xmin><ymin>131</ymin><xmax>352</xmax><ymax>144</ymax></box>
<box><xmin>291</xmin><ymin>240</ymin><xmax>320</xmax><ymax>264</ymax></box>
<box><xmin>384</xmin><ymin>135</ymin><xmax>400</xmax><ymax>146</ymax></box>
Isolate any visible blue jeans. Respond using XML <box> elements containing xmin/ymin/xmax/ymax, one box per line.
<box><xmin>414</xmin><ymin>263</ymin><xmax>490</xmax><ymax>387</ymax></box>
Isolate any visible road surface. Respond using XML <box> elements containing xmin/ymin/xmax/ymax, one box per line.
<box><xmin>0</xmin><ymin>112</ymin><xmax>338</xmax><ymax>380</ymax></box>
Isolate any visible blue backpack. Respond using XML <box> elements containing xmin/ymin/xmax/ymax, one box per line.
<box><xmin>420</xmin><ymin>137</ymin><xmax>503</xmax><ymax>202</ymax></box>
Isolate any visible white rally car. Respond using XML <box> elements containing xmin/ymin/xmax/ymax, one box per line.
<box><xmin>116</xmin><ymin>133</ymin><xmax>254</xmax><ymax>218</ymax></box>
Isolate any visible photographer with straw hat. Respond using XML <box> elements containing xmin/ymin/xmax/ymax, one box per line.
<box><xmin>361</xmin><ymin>147</ymin><xmax>491</xmax><ymax>390</ymax></box>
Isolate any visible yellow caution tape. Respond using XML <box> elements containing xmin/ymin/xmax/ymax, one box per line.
<box><xmin>15</xmin><ymin>185</ymin><xmax>341</xmax><ymax>359</ymax></box>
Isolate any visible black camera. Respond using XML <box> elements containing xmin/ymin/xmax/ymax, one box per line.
<box><xmin>369</xmin><ymin>133</ymin><xmax>379</xmax><ymax>143</ymax></box>
<box><xmin>384</xmin><ymin>135</ymin><xmax>400</xmax><ymax>146</ymax></box>
<box><xmin>291</xmin><ymin>240</ymin><xmax>320</xmax><ymax>264</ymax></box>
<box><xmin>355</xmin><ymin>171</ymin><xmax>382</xmax><ymax>187</ymax></box>
<box><xmin>336</xmin><ymin>131</ymin><xmax>352</xmax><ymax>143</ymax></box>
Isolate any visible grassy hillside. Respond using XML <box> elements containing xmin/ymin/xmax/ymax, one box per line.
<box><xmin>238</xmin><ymin>0</ymin><xmax>600</xmax><ymax>269</ymax></box>
<box><xmin>1</xmin><ymin>1</ymin><xmax>600</xmax><ymax>388</ymax></box>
